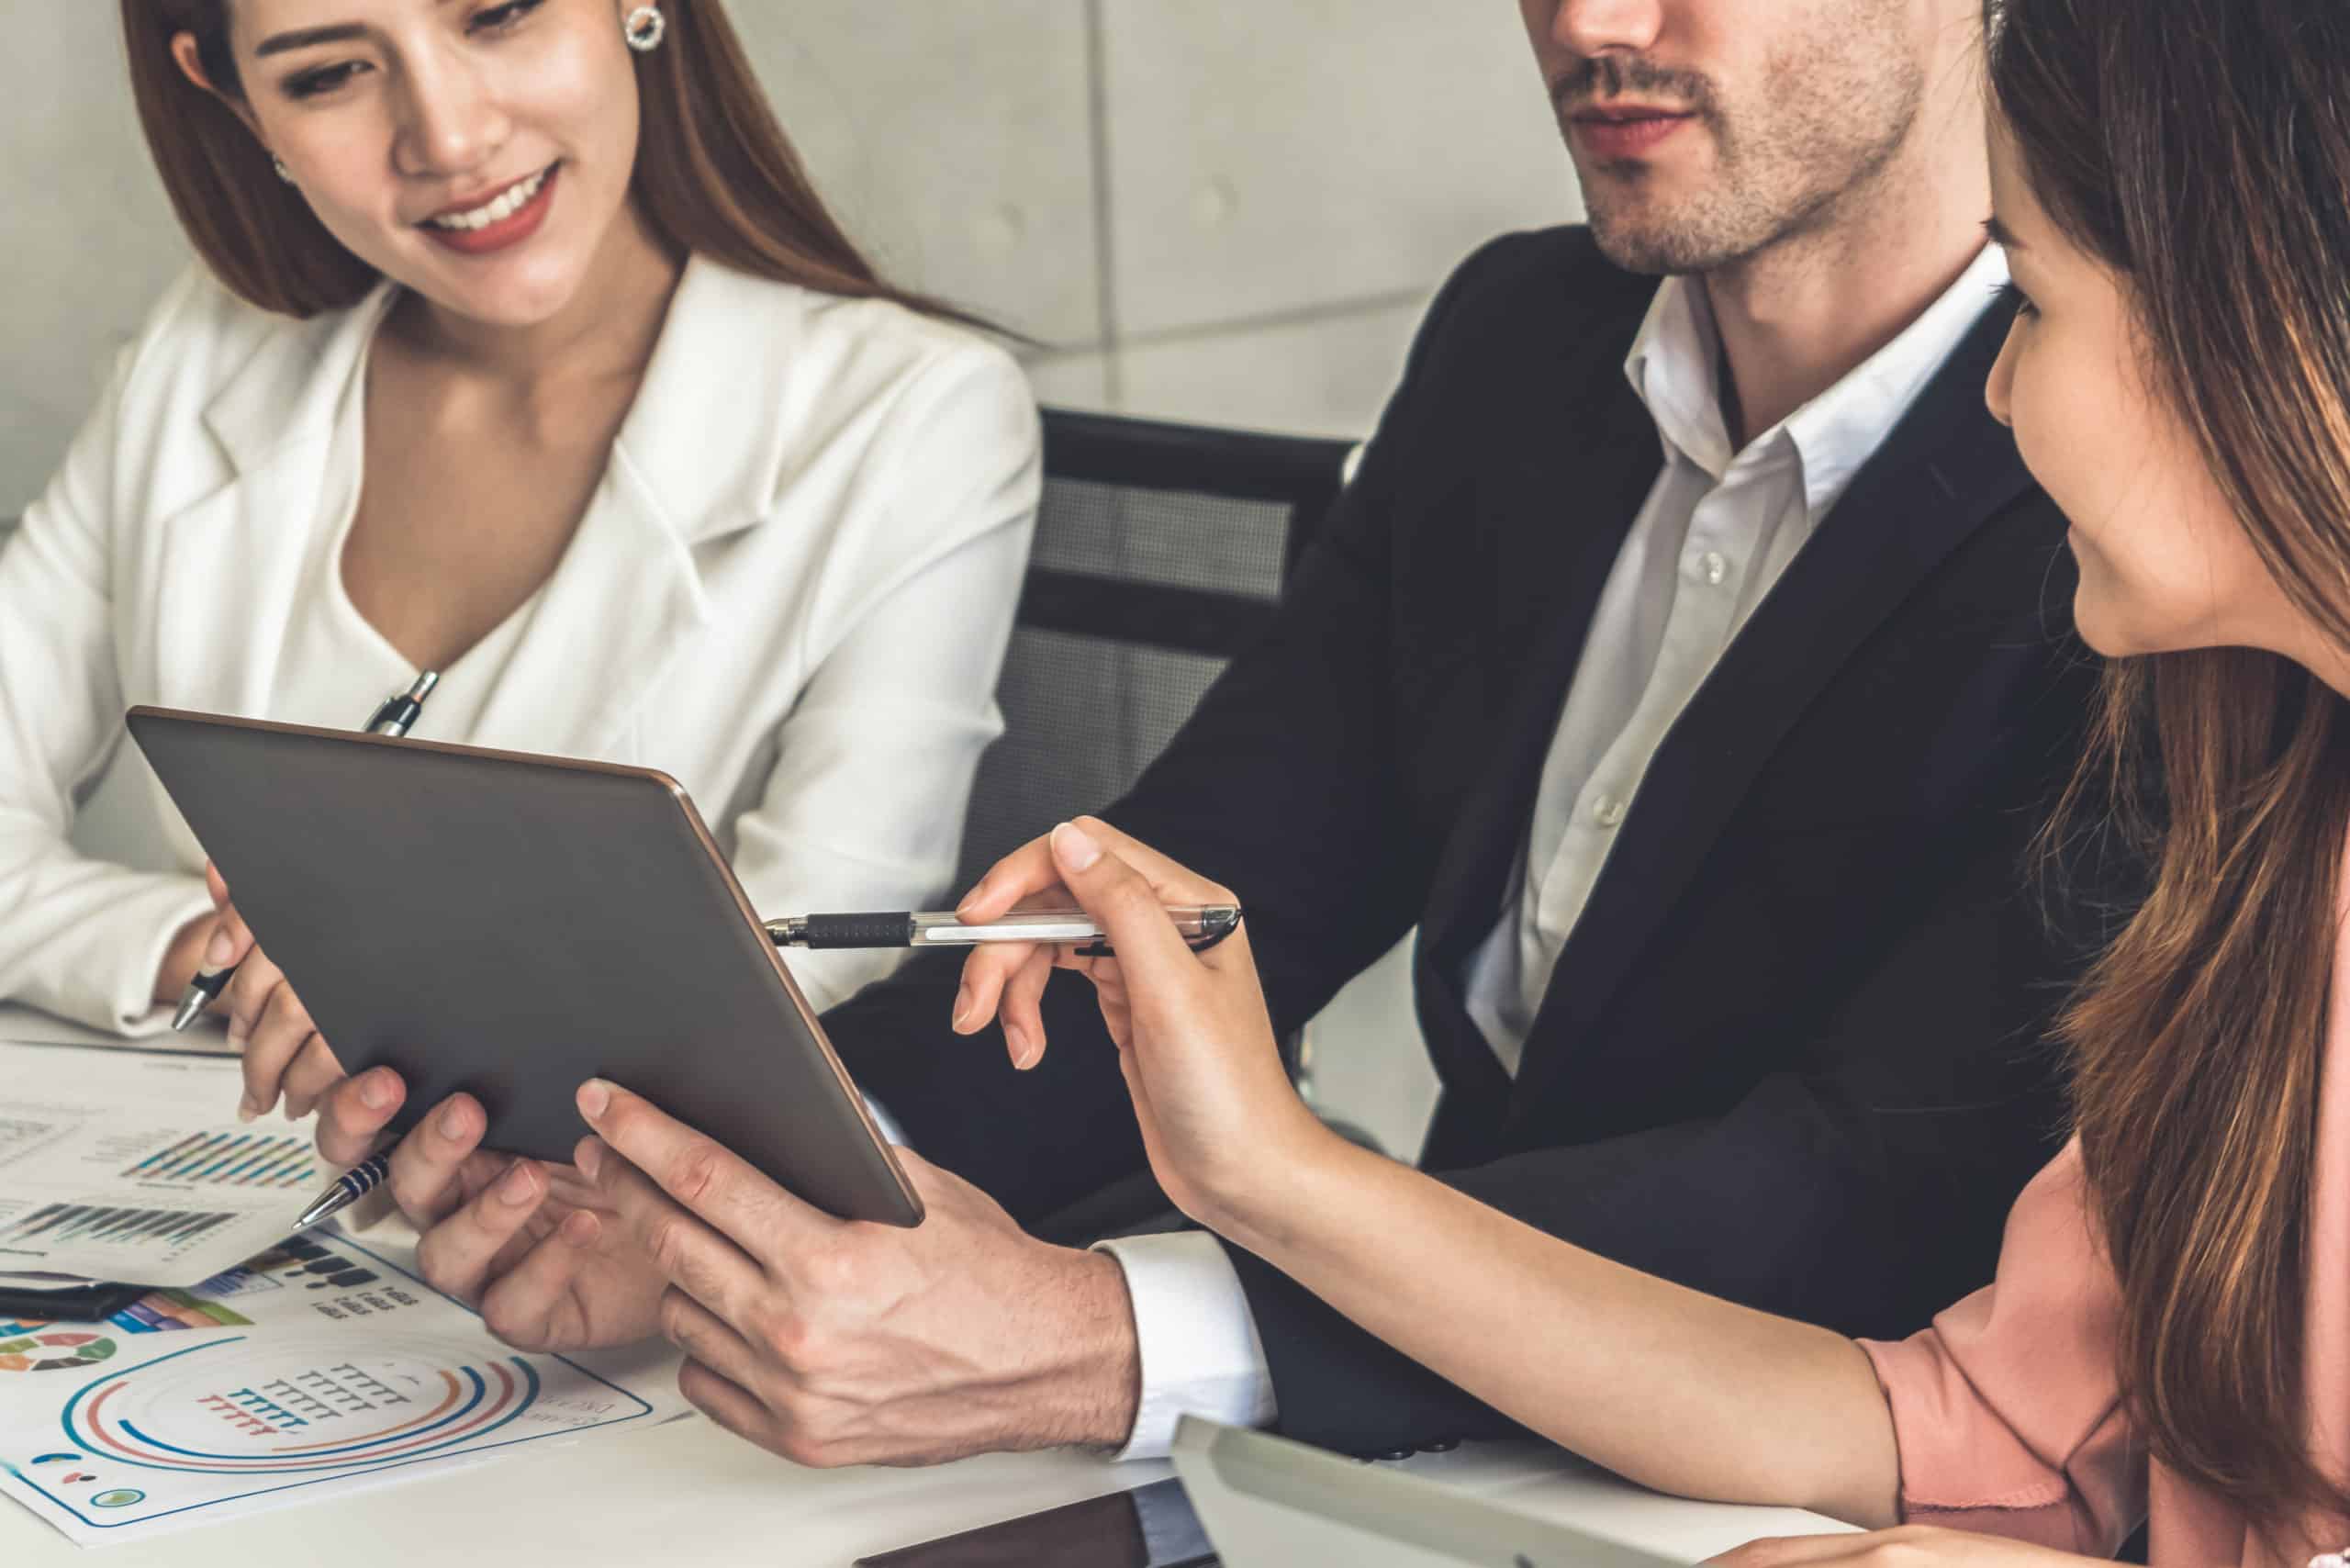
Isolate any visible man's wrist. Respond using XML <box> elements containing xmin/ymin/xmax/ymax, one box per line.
<box><xmin>1049</xmin><ymin>1245</ymin><xmax>1142</xmax><ymax>1449</ymax></box>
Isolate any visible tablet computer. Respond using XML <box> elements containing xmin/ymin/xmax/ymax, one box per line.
<box><xmin>1170</xmin><ymin>1418</ymin><xmax>1688</xmax><ymax>1568</ymax></box>
<box><xmin>126</xmin><ymin>707</ymin><xmax>922</xmax><ymax>1227</ymax></box>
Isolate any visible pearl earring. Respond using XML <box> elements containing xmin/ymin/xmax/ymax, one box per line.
<box><xmin>273</xmin><ymin>155</ymin><xmax>295</xmax><ymax>185</ymax></box>
<box><xmin>624</xmin><ymin>6</ymin><xmax>666</xmax><ymax>52</ymax></box>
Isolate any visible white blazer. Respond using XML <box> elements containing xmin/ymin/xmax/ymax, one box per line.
<box><xmin>0</xmin><ymin>256</ymin><xmax>1041</xmax><ymax>1035</ymax></box>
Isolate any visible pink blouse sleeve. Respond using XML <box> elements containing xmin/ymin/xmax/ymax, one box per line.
<box><xmin>1856</xmin><ymin>1141</ymin><xmax>2147</xmax><ymax>1554</ymax></box>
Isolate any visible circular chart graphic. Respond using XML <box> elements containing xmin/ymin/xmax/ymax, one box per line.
<box><xmin>62</xmin><ymin>1333</ymin><xmax>541</xmax><ymax>1476</ymax></box>
<box><xmin>0</xmin><ymin>1331</ymin><xmax>118</xmax><ymax>1374</ymax></box>
<box><xmin>91</xmin><ymin>1490</ymin><xmax>144</xmax><ymax>1508</ymax></box>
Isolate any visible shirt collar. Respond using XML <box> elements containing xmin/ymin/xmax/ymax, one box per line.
<box><xmin>1622</xmin><ymin>242</ymin><xmax>2012</xmax><ymax>522</ymax></box>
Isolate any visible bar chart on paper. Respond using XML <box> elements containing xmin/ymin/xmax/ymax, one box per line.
<box><xmin>0</xmin><ymin>1043</ymin><xmax>323</xmax><ymax>1285</ymax></box>
<box><xmin>119</xmin><ymin>1133</ymin><xmax>317</xmax><ymax>1191</ymax></box>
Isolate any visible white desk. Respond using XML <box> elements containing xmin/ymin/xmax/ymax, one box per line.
<box><xmin>0</xmin><ymin>1002</ymin><xmax>237</xmax><ymax>1056</ymax></box>
<box><xmin>0</xmin><ymin>1006</ymin><xmax>1852</xmax><ymax>1564</ymax></box>
<box><xmin>3</xmin><ymin>1407</ymin><xmax>1849</xmax><ymax>1566</ymax></box>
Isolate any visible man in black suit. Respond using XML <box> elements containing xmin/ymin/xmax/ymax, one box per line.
<box><xmin>325</xmin><ymin>0</ymin><xmax>2092</xmax><ymax>1469</ymax></box>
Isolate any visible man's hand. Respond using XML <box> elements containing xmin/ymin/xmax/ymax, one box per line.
<box><xmin>313</xmin><ymin>1069</ymin><xmax>669</xmax><ymax>1352</ymax></box>
<box><xmin>576</xmin><ymin>1079</ymin><xmax>1142</xmax><ymax>1468</ymax></box>
<box><xmin>1709</xmin><ymin>1528</ymin><xmax>2107</xmax><ymax>1568</ymax></box>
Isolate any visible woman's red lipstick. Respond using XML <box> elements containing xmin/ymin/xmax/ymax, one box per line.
<box><xmin>420</xmin><ymin>163</ymin><xmax>560</xmax><ymax>256</ymax></box>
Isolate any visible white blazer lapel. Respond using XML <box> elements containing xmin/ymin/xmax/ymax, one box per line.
<box><xmin>146</xmin><ymin>286</ymin><xmax>398</xmax><ymax>720</ymax></box>
<box><xmin>464</xmin><ymin>257</ymin><xmax>783</xmax><ymax>760</ymax></box>
<box><xmin>464</xmin><ymin>449</ymin><xmax>711</xmax><ymax>760</ymax></box>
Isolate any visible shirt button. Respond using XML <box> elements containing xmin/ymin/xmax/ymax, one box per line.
<box><xmin>1701</xmin><ymin>550</ymin><xmax>1729</xmax><ymax>586</ymax></box>
<box><xmin>1591</xmin><ymin>794</ymin><xmax>1626</xmax><ymax>828</ymax></box>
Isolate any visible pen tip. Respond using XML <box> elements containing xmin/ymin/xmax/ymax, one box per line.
<box><xmin>170</xmin><ymin>991</ymin><xmax>204</xmax><ymax>1032</ymax></box>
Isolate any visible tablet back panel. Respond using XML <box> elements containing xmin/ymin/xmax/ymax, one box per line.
<box><xmin>127</xmin><ymin>708</ymin><xmax>921</xmax><ymax>1227</ymax></box>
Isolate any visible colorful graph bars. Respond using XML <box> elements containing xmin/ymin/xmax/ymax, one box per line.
<box><xmin>120</xmin><ymin>1133</ymin><xmax>317</xmax><ymax>1190</ymax></box>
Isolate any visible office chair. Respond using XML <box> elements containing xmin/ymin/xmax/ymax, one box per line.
<box><xmin>955</xmin><ymin>408</ymin><xmax>1354</xmax><ymax>894</ymax></box>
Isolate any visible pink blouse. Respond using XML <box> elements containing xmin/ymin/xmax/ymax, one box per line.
<box><xmin>1858</xmin><ymin>908</ymin><xmax>2350</xmax><ymax>1568</ymax></box>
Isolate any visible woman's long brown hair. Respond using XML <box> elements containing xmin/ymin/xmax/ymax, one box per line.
<box><xmin>121</xmin><ymin>0</ymin><xmax>966</xmax><ymax>323</ymax></box>
<box><xmin>1995</xmin><ymin>0</ymin><xmax>2350</xmax><ymax>1530</ymax></box>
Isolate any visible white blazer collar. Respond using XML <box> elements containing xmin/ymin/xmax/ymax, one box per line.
<box><xmin>610</xmin><ymin>252</ymin><xmax>811</xmax><ymax>547</ymax></box>
<box><xmin>200</xmin><ymin>281</ymin><xmax>398</xmax><ymax>477</ymax></box>
<box><xmin>196</xmin><ymin>254</ymin><xmax>787</xmax><ymax>549</ymax></box>
<box><xmin>173</xmin><ymin>263</ymin><xmax>809</xmax><ymax>757</ymax></box>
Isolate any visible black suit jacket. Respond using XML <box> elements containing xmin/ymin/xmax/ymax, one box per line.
<box><xmin>823</xmin><ymin>227</ymin><xmax>2097</xmax><ymax>1454</ymax></box>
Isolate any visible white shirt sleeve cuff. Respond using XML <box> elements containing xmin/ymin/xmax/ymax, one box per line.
<box><xmin>1093</xmin><ymin>1229</ymin><xmax>1278</xmax><ymax>1461</ymax></box>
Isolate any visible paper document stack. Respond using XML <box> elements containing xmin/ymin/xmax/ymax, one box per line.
<box><xmin>0</xmin><ymin>1038</ymin><xmax>691</xmax><ymax>1547</ymax></box>
<box><xmin>0</xmin><ymin>1040</ymin><xmax>320</xmax><ymax>1288</ymax></box>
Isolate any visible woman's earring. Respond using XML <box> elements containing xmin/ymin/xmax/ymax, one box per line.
<box><xmin>623</xmin><ymin>6</ymin><xmax>666</xmax><ymax>52</ymax></box>
<box><xmin>273</xmin><ymin>155</ymin><xmax>295</xmax><ymax>185</ymax></box>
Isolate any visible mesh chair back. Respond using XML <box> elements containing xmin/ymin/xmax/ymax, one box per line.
<box><xmin>955</xmin><ymin>409</ymin><xmax>1353</xmax><ymax>893</ymax></box>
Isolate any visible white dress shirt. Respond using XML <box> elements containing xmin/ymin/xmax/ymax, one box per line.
<box><xmin>0</xmin><ymin>255</ymin><xmax>1040</xmax><ymax>1034</ymax></box>
<box><xmin>1093</xmin><ymin>242</ymin><xmax>2012</xmax><ymax>1460</ymax></box>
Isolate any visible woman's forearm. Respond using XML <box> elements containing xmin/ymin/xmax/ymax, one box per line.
<box><xmin>1204</xmin><ymin>1131</ymin><xmax>1905</xmax><ymax>1528</ymax></box>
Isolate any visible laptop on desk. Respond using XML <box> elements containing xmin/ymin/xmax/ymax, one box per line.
<box><xmin>1171</xmin><ymin>1418</ymin><xmax>1693</xmax><ymax>1568</ymax></box>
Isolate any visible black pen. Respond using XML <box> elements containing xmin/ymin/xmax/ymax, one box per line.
<box><xmin>291</xmin><ymin>1153</ymin><xmax>394</xmax><ymax>1232</ymax></box>
<box><xmin>765</xmin><ymin>905</ymin><xmax>1242</xmax><ymax>957</ymax></box>
<box><xmin>170</xmin><ymin>672</ymin><xmax>441</xmax><ymax>1032</ymax></box>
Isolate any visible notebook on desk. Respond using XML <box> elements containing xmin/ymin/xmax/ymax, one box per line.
<box><xmin>1171</xmin><ymin>1418</ymin><xmax>1692</xmax><ymax>1568</ymax></box>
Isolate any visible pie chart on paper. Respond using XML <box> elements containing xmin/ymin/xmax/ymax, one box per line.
<box><xmin>0</xmin><ymin>1330</ymin><xmax>118</xmax><ymax>1374</ymax></box>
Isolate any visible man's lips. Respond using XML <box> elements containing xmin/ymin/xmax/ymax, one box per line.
<box><xmin>1568</xmin><ymin>106</ymin><xmax>1695</xmax><ymax>160</ymax></box>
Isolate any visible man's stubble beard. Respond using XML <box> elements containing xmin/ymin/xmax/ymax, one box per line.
<box><xmin>1573</xmin><ymin>17</ymin><xmax>1928</xmax><ymax>278</ymax></box>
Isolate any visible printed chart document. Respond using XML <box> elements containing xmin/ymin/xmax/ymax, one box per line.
<box><xmin>0</xmin><ymin>1041</ymin><xmax>324</xmax><ymax>1285</ymax></box>
<box><xmin>0</xmin><ymin>1040</ymin><xmax>691</xmax><ymax>1546</ymax></box>
<box><xmin>0</xmin><ymin>1227</ymin><xmax>690</xmax><ymax>1546</ymax></box>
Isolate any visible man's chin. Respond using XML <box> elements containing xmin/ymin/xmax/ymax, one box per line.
<box><xmin>1585</xmin><ymin>210</ymin><xmax>1722</xmax><ymax>277</ymax></box>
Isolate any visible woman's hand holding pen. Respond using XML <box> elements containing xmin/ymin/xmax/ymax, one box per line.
<box><xmin>152</xmin><ymin>906</ymin><xmax>229</xmax><ymax>1008</ymax></box>
<box><xmin>316</xmin><ymin>1070</ymin><xmax>668</xmax><ymax>1351</ymax></box>
<box><xmin>200</xmin><ymin>864</ymin><xmax>350</xmax><ymax>1122</ymax></box>
<box><xmin>956</xmin><ymin>818</ymin><xmax>1331</xmax><ymax>1232</ymax></box>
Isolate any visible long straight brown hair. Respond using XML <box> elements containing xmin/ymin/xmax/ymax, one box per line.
<box><xmin>121</xmin><ymin>0</ymin><xmax>966</xmax><ymax>323</ymax></box>
<box><xmin>1995</xmin><ymin>0</ymin><xmax>2350</xmax><ymax>1531</ymax></box>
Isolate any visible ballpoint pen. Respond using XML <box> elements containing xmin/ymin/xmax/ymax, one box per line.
<box><xmin>284</xmin><ymin>908</ymin><xmax>1243</xmax><ymax>1231</ymax></box>
<box><xmin>765</xmin><ymin>905</ymin><xmax>1242</xmax><ymax>957</ymax></box>
<box><xmin>292</xmin><ymin>1153</ymin><xmax>394</xmax><ymax>1232</ymax></box>
<box><xmin>171</xmin><ymin>672</ymin><xmax>441</xmax><ymax>1032</ymax></box>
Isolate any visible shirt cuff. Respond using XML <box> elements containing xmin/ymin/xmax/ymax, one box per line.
<box><xmin>1093</xmin><ymin>1229</ymin><xmax>1278</xmax><ymax>1461</ymax></box>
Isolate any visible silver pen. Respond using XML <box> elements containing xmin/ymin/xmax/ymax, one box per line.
<box><xmin>766</xmin><ymin>905</ymin><xmax>1242</xmax><ymax>957</ymax></box>
<box><xmin>170</xmin><ymin>672</ymin><xmax>442</xmax><ymax>1031</ymax></box>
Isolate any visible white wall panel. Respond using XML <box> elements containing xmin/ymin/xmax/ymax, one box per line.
<box><xmin>1020</xmin><ymin>352</ymin><xmax>1116</xmax><ymax>410</ymax></box>
<box><xmin>727</xmin><ymin>1</ymin><xmax>1103</xmax><ymax>350</ymax></box>
<box><xmin>1114</xmin><ymin>296</ymin><xmax>1427</xmax><ymax>438</ymax></box>
<box><xmin>1099</xmin><ymin>0</ymin><xmax>1579</xmax><ymax>339</ymax></box>
<box><xmin>4</xmin><ymin>4</ymin><xmax>191</xmax><ymax>514</ymax></box>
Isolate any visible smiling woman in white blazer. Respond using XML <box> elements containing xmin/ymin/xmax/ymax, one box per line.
<box><xmin>0</xmin><ymin>0</ymin><xmax>1039</xmax><ymax>1103</ymax></box>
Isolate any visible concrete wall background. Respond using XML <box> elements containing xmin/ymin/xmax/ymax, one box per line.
<box><xmin>7</xmin><ymin>2</ymin><xmax>1588</xmax><ymax>1155</ymax></box>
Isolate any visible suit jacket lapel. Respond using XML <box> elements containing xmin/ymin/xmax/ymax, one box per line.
<box><xmin>1504</xmin><ymin>304</ymin><xmax>2033</xmax><ymax>1121</ymax></box>
<box><xmin>1412</xmin><ymin>375</ymin><xmax>1662</xmax><ymax>1099</ymax></box>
